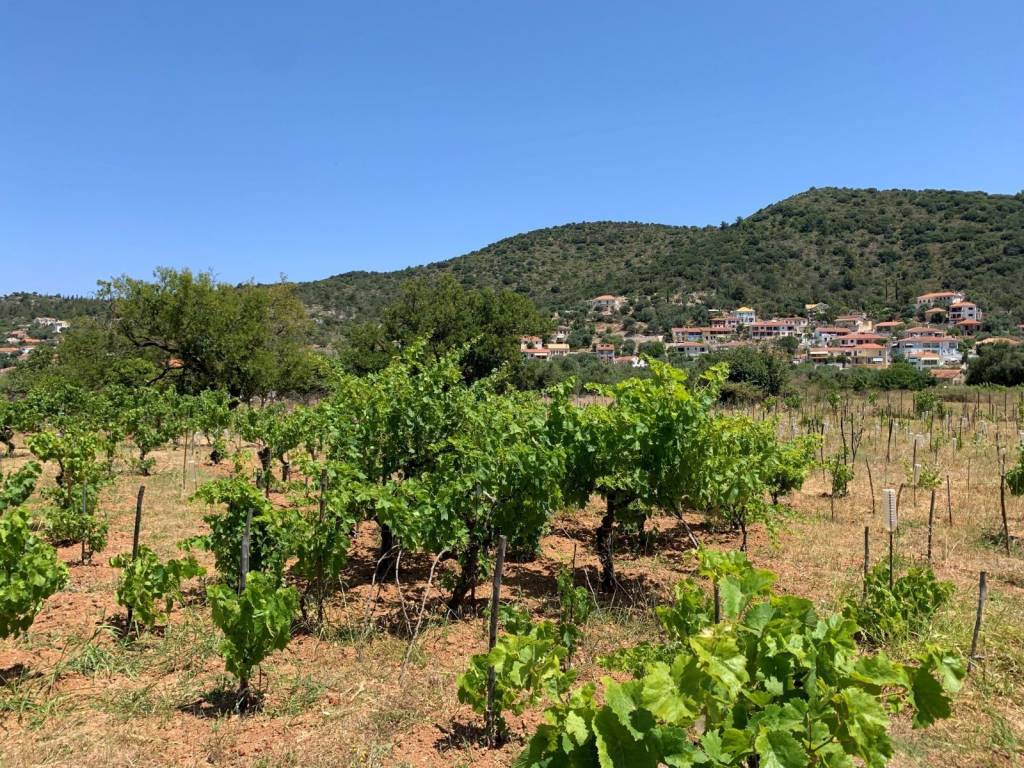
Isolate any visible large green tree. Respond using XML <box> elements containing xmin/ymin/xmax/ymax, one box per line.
<box><xmin>100</xmin><ymin>269</ymin><xmax>320</xmax><ymax>400</ymax></box>
<box><xmin>340</xmin><ymin>274</ymin><xmax>550</xmax><ymax>382</ymax></box>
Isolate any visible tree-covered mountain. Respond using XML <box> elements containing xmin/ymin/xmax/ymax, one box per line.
<box><xmin>5</xmin><ymin>187</ymin><xmax>1024</xmax><ymax>336</ymax></box>
<box><xmin>297</xmin><ymin>187</ymin><xmax>1024</xmax><ymax>331</ymax></box>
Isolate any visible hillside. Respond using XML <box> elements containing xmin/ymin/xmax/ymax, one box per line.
<box><xmin>6</xmin><ymin>188</ymin><xmax>1024</xmax><ymax>334</ymax></box>
<box><xmin>297</xmin><ymin>187</ymin><xmax>1024</xmax><ymax>328</ymax></box>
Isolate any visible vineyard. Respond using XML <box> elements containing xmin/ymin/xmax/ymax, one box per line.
<box><xmin>0</xmin><ymin>349</ymin><xmax>1022</xmax><ymax>767</ymax></box>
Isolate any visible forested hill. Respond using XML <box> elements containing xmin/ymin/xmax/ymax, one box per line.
<box><xmin>0</xmin><ymin>292</ymin><xmax>108</xmax><ymax>326</ymax></box>
<box><xmin>5</xmin><ymin>188</ymin><xmax>1024</xmax><ymax>332</ymax></box>
<box><xmin>297</xmin><ymin>187</ymin><xmax>1024</xmax><ymax>326</ymax></box>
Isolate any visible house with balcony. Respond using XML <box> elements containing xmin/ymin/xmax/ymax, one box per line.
<box><xmin>891</xmin><ymin>335</ymin><xmax>960</xmax><ymax>365</ymax></box>
<box><xmin>901</xmin><ymin>326</ymin><xmax>946</xmax><ymax>339</ymax></box>
<box><xmin>710</xmin><ymin>315</ymin><xmax>739</xmax><ymax>330</ymax></box>
<box><xmin>915</xmin><ymin>290</ymin><xmax>965</xmax><ymax>309</ymax></box>
<box><xmin>547</xmin><ymin>343</ymin><xmax>570</xmax><ymax>357</ymax></box>
<box><xmin>812</xmin><ymin>326</ymin><xmax>851</xmax><ymax>346</ymax></box>
<box><xmin>735</xmin><ymin>307</ymin><xmax>756</xmax><ymax>325</ymax></box>
<box><xmin>842</xmin><ymin>344</ymin><xmax>888</xmax><ymax>366</ymax></box>
<box><xmin>835</xmin><ymin>332</ymin><xmax>887</xmax><ymax>349</ymax></box>
<box><xmin>948</xmin><ymin>301</ymin><xmax>982</xmax><ymax>324</ymax></box>
<box><xmin>672</xmin><ymin>327</ymin><xmax>708</xmax><ymax>344</ymax></box>
<box><xmin>593</xmin><ymin>343</ymin><xmax>615</xmax><ymax>362</ymax></box>
<box><xmin>954</xmin><ymin>319</ymin><xmax>982</xmax><ymax>336</ymax></box>
<box><xmin>674</xmin><ymin>341</ymin><xmax>709</xmax><ymax>358</ymax></box>
<box><xmin>835</xmin><ymin>313</ymin><xmax>871</xmax><ymax>332</ymax></box>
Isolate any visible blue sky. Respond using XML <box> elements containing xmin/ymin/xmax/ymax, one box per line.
<box><xmin>2</xmin><ymin>1</ymin><xmax>1022</xmax><ymax>295</ymax></box>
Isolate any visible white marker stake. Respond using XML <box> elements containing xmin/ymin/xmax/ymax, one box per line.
<box><xmin>883</xmin><ymin>489</ymin><xmax>898</xmax><ymax>532</ymax></box>
<box><xmin>883</xmin><ymin>488</ymin><xmax>897</xmax><ymax>588</ymax></box>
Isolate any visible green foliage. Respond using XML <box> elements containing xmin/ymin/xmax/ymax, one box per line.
<box><xmin>0</xmin><ymin>464</ymin><xmax>69</xmax><ymax>639</ymax></box>
<box><xmin>966</xmin><ymin>342</ymin><xmax>1024</xmax><ymax>386</ymax></box>
<box><xmin>698</xmin><ymin>347</ymin><xmax>791</xmax><ymax>398</ymax></box>
<box><xmin>27</xmin><ymin>428</ymin><xmax>111</xmax><ymax>559</ymax></box>
<box><xmin>123</xmin><ymin>387</ymin><xmax>182</xmax><ymax>475</ymax></box>
<box><xmin>515</xmin><ymin>551</ymin><xmax>964</xmax><ymax>768</ymax></box>
<box><xmin>556</xmin><ymin>568</ymin><xmax>593</xmax><ymax>660</ymax></box>
<box><xmin>457</xmin><ymin>607</ymin><xmax>575</xmax><ymax>740</ymax></box>
<box><xmin>1006</xmin><ymin>445</ymin><xmax>1024</xmax><ymax>496</ymax></box>
<box><xmin>765</xmin><ymin>434</ymin><xmax>818</xmax><ymax>503</ymax></box>
<box><xmin>290</xmin><ymin>460</ymin><xmax>362</xmax><ymax>625</ymax></box>
<box><xmin>805</xmin><ymin>360</ymin><xmax>937</xmax><ymax>391</ymax></box>
<box><xmin>109</xmin><ymin>547</ymin><xmax>204</xmax><ymax>629</ymax></box>
<box><xmin>339</xmin><ymin>274</ymin><xmax>551</xmax><ymax>382</ymax></box>
<box><xmin>551</xmin><ymin>361</ymin><xmax>723</xmax><ymax>589</ymax></box>
<box><xmin>207</xmin><ymin>571</ymin><xmax>298</xmax><ymax>686</ymax></box>
<box><xmin>191</xmin><ymin>476</ymin><xmax>303</xmax><ymax>583</ymax></box>
<box><xmin>99</xmin><ymin>268</ymin><xmax>320</xmax><ymax>400</ymax></box>
<box><xmin>914</xmin><ymin>391</ymin><xmax>946</xmax><ymax>419</ymax></box>
<box><xmin>234</xmin><ymin>403</ymin><xmax>305</xmax><ymax>486</ymax></box>
<box><xmin>825</xmin><ymin>454</ymin><xmax>854</xmax><ymax>498</ymax></box>
<box><xmin>845</xmin><ymin>565</ymin><xmax>955</xmax><ymax>646</ymax></box>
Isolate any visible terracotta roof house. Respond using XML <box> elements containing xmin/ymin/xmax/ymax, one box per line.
<box><xmin>954</xmin><ymin>319</ymin><xmax>981</xmax><ymax>335</ymax></box>
<box><xmin>901</xmin><ymin>326</ymin><xmax>946</xmax><ymax>339</ymax></box>
<box><xmin>915</xmin><ymin>290</ymin><xmax>965</xmax><ymax>308</ymax></box>
<box><xmin>930</xmin><ymin>368</ymin><xmax>965</xmax><ymax>384</ymax></box>
<box><xmin>948</xmin><ymin>301</ymin><xmax>982</xmax><ymax>323</ymax></box>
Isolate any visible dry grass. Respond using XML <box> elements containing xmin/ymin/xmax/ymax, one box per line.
<box><xmin>1</xmin><ymin>395</ymin><xmax>1022</xmax><ymax>767</ymax></box>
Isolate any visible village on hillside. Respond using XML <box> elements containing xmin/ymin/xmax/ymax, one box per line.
<box><xmin>521</xmin><ymin>290</ymin><xmax>1024</xmax><ymax>384</ymax></box>
<box><xmin>0</xmin><ymin>317</ymin><xmax>69</xmax><ymax>373</ymax></box>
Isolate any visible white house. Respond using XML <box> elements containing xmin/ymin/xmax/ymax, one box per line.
<box><xmin>590</xmin><ymin>295</ymin><xmax>627</xmax><ymax>314</ymax></box>
<box><xmin>735</xmin><ymin>307</ymin><xmax>756</xmax><ymax>325</ymax></box>
<box><xmin>915</xmin><ymin>290</ymin><xmax>965</xmax><ymax>309</ymax></box>
<box><xmin>891</xmin><ymin>335</ymin><xmax>960</xmax><ymax>365</ymax></box>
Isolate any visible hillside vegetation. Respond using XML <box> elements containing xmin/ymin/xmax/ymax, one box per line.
<box><xmin>6</xmin><ymin>188</ymin><xmax>1024</xmax><ymax>334</ymax></box>
<box><xmin>298</xmin><ymin>187</ymin><xmax>1024</xmax><ymax>328</ymax></box>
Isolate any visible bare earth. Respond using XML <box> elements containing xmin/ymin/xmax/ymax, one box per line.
<box><xmin>1</xmin><ymin>401</ymin><xmax>1022</xmax><ymax>767</ymax></box>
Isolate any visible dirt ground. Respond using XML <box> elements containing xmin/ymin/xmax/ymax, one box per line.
<box><xmin>1</xmin><ymin>398</ymin><xmax>1022</xmax><ymax>767</ymax></box>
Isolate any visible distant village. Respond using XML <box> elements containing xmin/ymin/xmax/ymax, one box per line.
<box><xmin>0</xmin><ymin>317</ymin><xmax>69</xmax><ymax>372</ymax></box>
<box><xmin>522</xmin><ymin>290</ymin><xmax>1024</xmax><ymax>385</ymax></box>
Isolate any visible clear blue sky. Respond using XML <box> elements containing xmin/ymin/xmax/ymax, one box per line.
<box><xmin>2</xmin><ymin>1</ymin><xmax>1022</xmax><ymax>295</ymax></box>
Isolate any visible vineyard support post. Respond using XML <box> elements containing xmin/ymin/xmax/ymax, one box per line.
<box><xmin>946</xmin><ymin>474</ymin><xmax>952</xmax><ymax>526</ymax></box>
<box><xmin>125</xmin><ymin>485</ymin><xmax>146</xmax><ymax>631</ymax></box>
<box><xmin>236</xmin><ymin>506</ymin><xmax>254</xmax><ymax>707</ymax></box>
<box><xmin>485</xmin><ymin>535</ymin><xmax>508</xmax><ymax>746</ymax></box>
<box><xmin>239</xmin><ymin>507</ymin><xmax>253</xmax><ymax>594</ymax></box>
<box><xmin>927</xmin><ymin>488</ymin><xmax>935</xmax><ymax>565</ymax></box>
<box><xmin>863</xmin><ymin>526</ymin><xmax>869</xmax><ymax>598</ymax></box>
<box><xmin>888</xmin><ymin>531</ymin><xmax>894</xmax><ymax>590</ymax></box>
<box><xmin>968</xmin><ymin>571</ymin><xmax>988</xmax><ymax>674</ymax></box>
<box><xmin>1000</xmin><ymin>469</ymin><xmax>1011</xmax><ymax>556</ymax></box>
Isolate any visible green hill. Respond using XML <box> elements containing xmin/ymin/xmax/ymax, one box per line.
<box><xmin>297</xmin><ymin>187</ymin><xmax>1024</xmax><ymax>330</ymax></box>
<box><xmin>6</xmin><ymin>188</ymin><xmax>1024</xmax><ymax>336</ymax></box>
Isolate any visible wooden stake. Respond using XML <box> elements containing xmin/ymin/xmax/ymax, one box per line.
<box><xmin>927</xmin><ymin>487</ymin><xmax>935</xmax><ymax>566</ymax></box>
<box><xmin>967</xmin><ymin>571</ymin><xmax>988</xmax><ymax>674</ymax></box>
<box><xmin>485</xmin><ymin>535</ymin><xmax>508</xmax><ymax>746</ymax></box>
<box><xmin>863</xmin><ymin>526</ymin><xmax>869</xmax><ymax>597</ymax></box>
<box><xmin>946</xmin><ymin>474</ymin><xmax>953</xmax><ymax>526</ymax></box>
<box><xmin>125</xmin><ymin>485</ymin><xmax>146</xmax><ymax>630</ymax></box>
<box><xmin>865</xmin><ymin>458</ymin><xmax>875</xmax><ymax>517</ymax></box>
<box><xmin>239</xmin><ymin>507</ymin><xmax>253</xmax><ymax>594</ymax></box>
<box><xmin>1000</xmin><ymin>469</ymin><xmax>1011</xmax><ymax>556</ymax></box>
